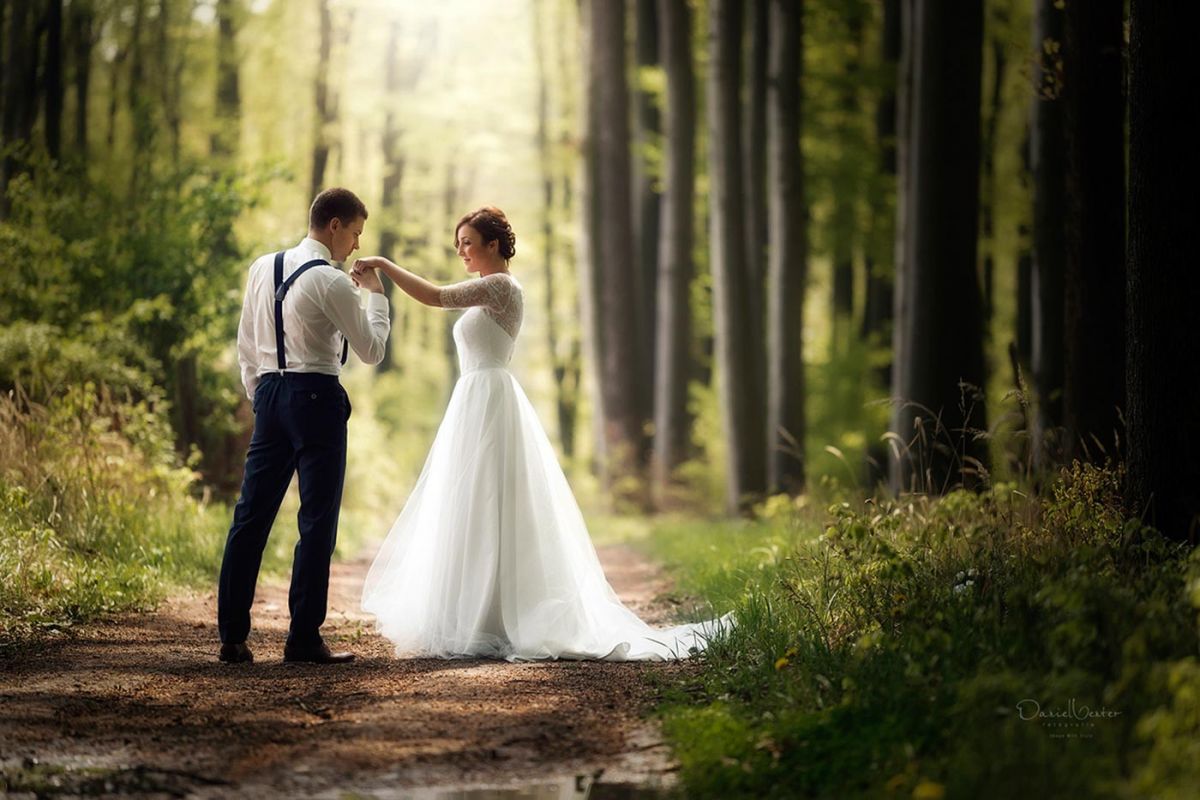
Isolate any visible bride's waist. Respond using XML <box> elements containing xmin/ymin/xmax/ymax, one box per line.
<box><xmin>459</xmin><ymin>364</ymin><xmax>511</xmax><ymax>376</ymax></box>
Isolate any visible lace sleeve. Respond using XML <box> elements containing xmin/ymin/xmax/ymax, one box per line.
<box><xmin>438</xmin><ymin>273</ymin><xmax>512</xmax><ymax>310</ymax></box>
<box><xmin>438</xmin><ymin>273</ymin><xmax>523</xmax><ymax>337</ymax></box>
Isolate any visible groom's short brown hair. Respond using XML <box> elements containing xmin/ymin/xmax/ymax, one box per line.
<box><xmin>309</xmin><ymin>188</ymin><xmax>368</xmax><ymax>229</ymax></box>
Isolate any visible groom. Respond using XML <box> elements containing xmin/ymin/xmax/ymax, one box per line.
<box><xmin>217</xmin><ymin>187</ymin><xmax>390</xmax><ymax>665</ymax></box>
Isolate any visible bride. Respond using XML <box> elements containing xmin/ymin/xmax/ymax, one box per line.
<box><xmin>353</xmin><ymin>206</ymin><xmax>731</xmax><ymax>661</ymax></box>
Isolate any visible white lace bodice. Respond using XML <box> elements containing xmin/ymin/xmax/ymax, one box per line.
<box><xmin>439</xmin><ymin>273</ymin><xmax>524</xmax><ymax>374</ymax></box>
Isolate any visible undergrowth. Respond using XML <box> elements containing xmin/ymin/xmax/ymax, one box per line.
<box><xmin>642</xmin><ymin>465</ymin><xmax>1200</xmax><ymax>798</ymax></box>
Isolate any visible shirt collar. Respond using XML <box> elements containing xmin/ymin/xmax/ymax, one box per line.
<box><xmin>299</xmin><ymin>237</ymin><xmax>333</xmax><ymax>261</ymax></box>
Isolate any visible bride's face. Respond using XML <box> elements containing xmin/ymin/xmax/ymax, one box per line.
<box><xmin>455</xmin><ymin>224</ymin><xmax>498</xmax><ymax>273</ymax></box>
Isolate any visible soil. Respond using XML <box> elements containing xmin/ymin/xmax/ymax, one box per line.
<box><xmin>0</xmin><ymin>544</ymin><xmax>698</xmax><ymax>798</ymax></box>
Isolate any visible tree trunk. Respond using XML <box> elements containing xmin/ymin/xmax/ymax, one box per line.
<box><xmin>1125</xmin><ymin>0</ymin><xmax>1200</xmax><ymax>542</ymax></box>
<box><xmin>766</xmin><ymin>0</ymin><xmax>805</xmax><ymax>496</ymax></box>
<box><xmin>44</xmin><ymin>0</ymin><xmax>64</xmax><ymax>159</ymax></box>
<box><xmin>555</xmin><ymin>0</ymin><xmax>581</xmax><ymax>461</ymax></box>
<box><xmin>128</xmin><ymin>0</ymin><xmax>150</xmax><ymax>193</ymax></box>
<box><xmin>576</xmin><ymin>0</ymin><xmax>606</xmax><ymax>477</ymax></box>
<box><xmin>376</xmin><ymin>21</ymin><xmax>403</xmax><ymax>374</ymax></box>
<box><xmin>743</xmin><ymin>0</ymin><xmax>768</xmax><ymax>414</ymax></box>
<box><xmin>980</xmin><ymin>30</ymin><xmax>1005</xmax><ymax>336</ymax></box>
<box><xmin>68</xmin><ymin>0</ymin><xmax>93</xmax><ymax>160</ymax></box>
<box><xmin>534</xmin><ymin>0</ymin><xmax>567</xmax><ymax>450</ymax></box>
<box><xmin>588</xmin><ymin>0</ymin><xmax>643</xmax><ymax>494</ymax></box>
<box><xmin>2</xmin><ymin>0</ymin><xmax>35</xmax><ymax>215</ymax></box>
<box><xmin>831</xmin><ymin>12</ymin><xmax>863</xmax><ymax>347</ymax></box>
<box><xmin>633</xmin><ymin>0</ymin><xmax>660</xmax><ymax>458</ymax></box>
<box><xmin>1061</xmin><ymin>0</ymin><xmax>1124</xmax><ymax>464</ymax></box>
<box><xmin>1030</xmin><ymin>0</ymin><xmax>1067</xmax><ymax>469</ymax></box>
<box><xmin>212</xmin><ymin>0</ymin><xmax>241</xmax><ymax>159</ymax></box>
<box><xmin>311</xmin><ymin>0</ymin><xmax>333</xmax><ymax>198</ymax></box>
<box><xmin>862</xmin><ymin>0</ymin><xmax>901</xmax><ymax>351</ymax></box>
<box><xmin>710</xmin><ymin>0</ymin><xmax>767</xmax><ymax>513</ymax></box>
<box><xmin>651</xmin><ymin>0</ymin><xmax>696</xmax><ymax>501</ymax></box>
<box><xmin>68</xmin><ymin>1</ymin><xmax>92</xmax><ymax>160</ymax></box>
<box><xmin>890</xmin><ymin>0</ymin><xmax>987</xmax><ymax>495</ymax></box>
<box><xmin>862</xmin><ymin>0</ymin><xmax>901</xmax><ymax>487</ymax></box>
<box><xmin>888</xmin><ymin>0</ymin><xmax>914</xmax><ymax>490</ymax></box>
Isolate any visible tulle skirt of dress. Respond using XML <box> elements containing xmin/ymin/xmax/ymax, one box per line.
<box><xmin>360</xmin><ymin>366</ymin><xmax>731</xmax><ymax>661</ymax></box>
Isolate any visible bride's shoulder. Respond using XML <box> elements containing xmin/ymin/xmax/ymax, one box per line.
<box><xmin>486</xmin><ymin>271</ymin><xmax>523</xmax><ymax>296</ymax></box>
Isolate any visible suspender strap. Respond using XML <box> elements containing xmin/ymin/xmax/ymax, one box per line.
<box><xmin>272</xmin><ymin>254</ymin><xmax>349</xmax><ymax>371</ymax></box>
<box><xmin>273</xmin><ymin>251</ymin><xmax>287</xmax><ymax>371</ymax></box>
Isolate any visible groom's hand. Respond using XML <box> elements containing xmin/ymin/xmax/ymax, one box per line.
<box><xmin>351</xmin><ymin>263</ymin><xmax>385</xmax><ymax>294</ymax></box>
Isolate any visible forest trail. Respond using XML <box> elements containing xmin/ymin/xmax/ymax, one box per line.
<box><xmin>0</xmin><ymin>544</ymin><xmax>692</xmax><ymax>798</ymax></box>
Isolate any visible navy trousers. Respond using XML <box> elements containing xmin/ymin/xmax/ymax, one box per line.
<box><xmin>217</xmin><ymin>371</ymin><xmax>351</xmax><ymax>648</ymax></box>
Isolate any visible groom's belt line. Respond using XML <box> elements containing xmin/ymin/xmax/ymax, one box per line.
<box><xmin>272</xmin><ymin>251</ymin><xmax>349</xmax><ymax>372</ymax></box>
<box><xmin>259</xmin><ymin>372</ymin><xmax>341</xmax><ymax>387</ymax></box>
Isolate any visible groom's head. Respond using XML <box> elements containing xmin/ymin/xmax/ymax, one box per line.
<box><xmin>309</xmin><ymin>188</ymin><xmax>368</xmax><ymax>262</ymax></box>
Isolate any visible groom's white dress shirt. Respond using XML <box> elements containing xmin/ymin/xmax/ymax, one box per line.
<box><xmin>237</xmin><ymin>237</ymin><xmax>390</xmax><ymax>399</ymax></box>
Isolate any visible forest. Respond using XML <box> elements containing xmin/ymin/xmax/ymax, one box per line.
<box><xmin>1</xmin><ymin>0</ymin><xmax>1198</xmax><ymax>798</ymax></box>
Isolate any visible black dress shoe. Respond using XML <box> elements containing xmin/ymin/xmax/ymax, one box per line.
<box><xmin>219</xmin><ymin>642</ymin><xmax>253</xmax><ymax>664</ymax></box>
<box><xmin>283</xmin><ymin>641</ymin><xmax>355</xmax><ymax>664</ymax></box>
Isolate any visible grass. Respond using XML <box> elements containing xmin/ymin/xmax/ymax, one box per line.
<box><xmin>633</xmin><ymin>466</ymin><xmax>1200</xmax><ymax>798</ymax></box>
<box><xmin>0</xmin><ymin>384</ymin><xmax>236</xmax><ymax>650</ymax></box>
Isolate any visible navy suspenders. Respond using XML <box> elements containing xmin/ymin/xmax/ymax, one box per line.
<box><xmin>271</xmin><ymin>250</ymin><xmax>349</xmax><ymax>372</ymax></box>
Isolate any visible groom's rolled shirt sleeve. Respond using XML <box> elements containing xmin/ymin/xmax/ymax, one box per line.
<box><xmin>321</xmin><ymin>272</ymin><xmax>391</xmax><ymax>366</ymax></box>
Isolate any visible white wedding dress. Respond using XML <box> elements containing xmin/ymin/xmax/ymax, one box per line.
<box><xmin>361</xmin><ymin>272</ymin><xmax>731</xmax><ymax>661</ymax></box>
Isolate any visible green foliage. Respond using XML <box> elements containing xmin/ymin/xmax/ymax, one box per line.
<box><xmin>0</xmin><ymin>152</ymin><xmax>274</xmax><ymax>487</ymax></box>
<box><xmin>0</xmin><ymin>321</ymin><xmax>158</xmax><ymax>400</ymax></box>
<box><xmin>0</xmin><ymin>386</ymin><xmax>241</xmax><ymax>651</ymax></box>
<box><xmin>642</xmin><ymin>464</ymin><xmax>1199</xmax><ymax>797</ymax></box>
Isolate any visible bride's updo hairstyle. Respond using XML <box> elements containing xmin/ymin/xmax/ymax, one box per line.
<box><xmin>457</xmin><ymin>206</ymin><xmax>517</xmax><ymax>261</ymax></box>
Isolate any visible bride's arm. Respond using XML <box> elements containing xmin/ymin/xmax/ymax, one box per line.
<box><xmin>352</xmin><ymin>257</ymin><xmax>443</xmax><ymax>307</ymax></box>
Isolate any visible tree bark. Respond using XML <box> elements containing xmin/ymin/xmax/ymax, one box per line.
<box><xmin>1030</xmin><ymin>0</ymin><xmax>1067</xmax><ymax>469</ymax></box>
<box><xmin>743</xmin><ymin>0</ymin><xmax>768</xmax><ymax>398</ymax></box>
<box><xmin>311</xmin><ymin>0</ymin><xmax>334</xmax><ymax>198</ymax></box>
<box><xmin>68</xmin><ymin>1</ymin><xmax>93</xmax><ymax>161</ymax></box>
<box><xmin>651</xmin><ymin>0</ymin><xmax>696</xmax><ymax>501</ymax></box>
<box><xmin>766</xmin><ymin>0</ymin><xmax>805</xmax><ymax>496</ymax></box>
<box><xmin>212</xmin><ymin>0</ymin><xmax>241</xmax><ymax>159</ymax></box>
<box><xmin>831</xmin><ymin>11</ymin><xmax>864</xmax><ymax>346</ymax></box>
<box><xmin>555</xmin><ymin>0</ymin><xmax>581</xmax><ymax>460</ymax></box>
<box><xmin>862</xmin><ymin>0</ymin><xmax>900</xmax><ymax>352</ymax></box>
<box><xmin>633</xmin><ymin>0</ymin><xmax>660</xmax><ymax>459</ymax></box>
<box><xmin>376</xmin><ymin>21</ymin><xmax>403</xmax><ymax>374</ymax></box>
<box><xmin>1125</xmin><ymin>0</ymin><xmax>1200</xmax><ymax>542</ymax></box>
<box><xmin>862</xmin><ymin>0</ymin><xmax>901</xmax><ymax>487</ymax></box>
<box><xmin>1061</xmin><ymin>0</ymin><xmax>1124</xmax><ymax>464</ymax></box>
<box><xmin>535</xmin><ymin>0</ymin><xmax>571</xmax><ymax>453</ymax></box>
<box><xmin>44</xmin><ymin>0</ymin><xmax>64</xmax><ymax>159</ymax></box>
<box><xmin>127</xmin><ymin>0</ymin><xmax>152</xmax><ymax>193</ymax></box>
<box><xmin>710</xmin><ymin>0</ymin><xmax>768</xmax><ymax>512</ymax></box>
<box><xmin>890</xmin><ymin>0</ymin><xmax>987</xmax><ymax>495</ymax></box>
<box><xmin>888</xmin><ymin>0</ymin><xmax>914</xmax><ymax>490</ymax></box>
<box><xmin>979</xmin><ymin>29</ymin><xmax>1006</xmax><ymax>336</ymax></box>
<box><xmin>588</xmin><ymin>0</ymin><xmax>643</xmax><ymax>494</ymax></box>
<box><xmin>2</xmin><ymin>0</ymin><xmax>36</xmax><ymax>214</ymax></box>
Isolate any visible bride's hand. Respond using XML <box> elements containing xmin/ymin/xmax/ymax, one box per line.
<box><xmin>352</xmin><ymin>257</ymin><xmax>385</xmax><ymax>275</ymax></box>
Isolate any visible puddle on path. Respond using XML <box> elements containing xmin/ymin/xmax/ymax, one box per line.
<box><xmin>337</xmin><ymin>773</ymin><xmax>671</xmax><ymax>800</ymax></box>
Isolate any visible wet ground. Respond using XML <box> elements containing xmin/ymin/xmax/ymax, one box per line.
<box><xmin>0</xmin><ymin>545</ymin><xmax>694</xmax><ymax>798</ymax></box>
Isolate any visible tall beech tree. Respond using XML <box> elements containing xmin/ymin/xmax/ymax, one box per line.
<box><xmin>651</xmin><ymin>0</ymin><xmax>697</xmax><ymax>500</ymax></box>
<box><xmin>890</xmin><ymin>0</ymin><xmax>987</xmax><ymax>495</ymax></box>
<box><xmin>633</xmin><ymin>0</ymin><xmax>660</xmax><ymax>453</ymax></box>
<box><xmin>1030</xmin><ymin>0</ymin><xmax>1066</xmax><ymax>468</ymax></box>
<box><xmin>1061</xmin><ymin>0</ymin><xmax>1124</xmax><ymax>463</ymax></box>
<box><xmin>586</xmin><ymin>0</ymin><xmax>643</xmax><ymax>492</ymax></box>
<box><xmin>1126</xmin><ymin>0</ymin><xmax>1200</xmax><ymax>542</ymax></box>
<box><xmin>766</xmin><ymin>0</ymin><xmax>805</xmax><ymax>495</ymax></box>
<box><xmin>709</xmin><ymin>0</ymin><xmax>766</xmax><ymax>512</ymax></box>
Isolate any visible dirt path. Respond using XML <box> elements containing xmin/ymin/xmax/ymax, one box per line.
<box><xmin>0</xmin><ymin>544</ymin><xmax>697</xmax><ymax>798</ymax></box>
